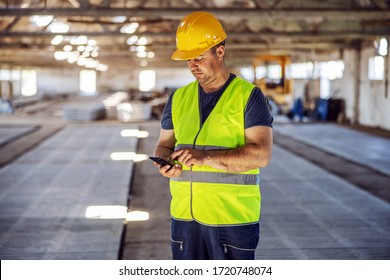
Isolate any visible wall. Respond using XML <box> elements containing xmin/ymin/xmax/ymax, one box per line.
<box><xmin>359</xmin><ymin>46</ymin><xmax>390</xmax><ymax>130</ymax></box>
<box><xmin>97</xmin><ymin>68</ymin><xmax>138</xmax><ymax>93</ymax></box>
<box><xmin>37</xmin><ymin>68</ymin><xmax>79</xmax><ymax>96</ymax></box>
<box><xmin>329</xmin><ymin>46</ymin><xmax>390</xmax><ymax>131</ymax></box>
<box><xmin>331</xmin><ymin>49</ymin><xmax>357</xmax><ymax>123</ymax></box>
<box><xmin>155</xmin><ymin>67</ymin><xmax>194</xmax><ymax>91</ymax></box>
<box><xmin>36</xmin><ymin>67</ymin><xmax>194</xmax><ymax>96</ymax></box>
<box><xmin>96</xmin><ymin>67</ymin><xmax>194</xmax><ymax>94</ymax></box>
<box><xmin>32</xmin><ymin>48</ymin><xmax>390</xmax><ymax>131</ymax></box>
<box><xmin>0</xmin><ymin>80</ymin><xmax>20</xmax><ymax>99</ymax></box>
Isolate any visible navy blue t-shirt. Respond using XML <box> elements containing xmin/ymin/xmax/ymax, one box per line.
<box><xmin>161</xmin><ymin>73</ymin><xmax>273</xmax><ymax>129</ymax></box>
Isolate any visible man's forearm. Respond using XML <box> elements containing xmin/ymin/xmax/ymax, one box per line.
<box><xmin>154</xmin><ymin>145</ymin><xmax>174</xmax><ymax>160</ymax></box>
<box><xmin>203</xmin><ymin>144</ymin><xmax>271</xmax><ymax>172</ymax></box>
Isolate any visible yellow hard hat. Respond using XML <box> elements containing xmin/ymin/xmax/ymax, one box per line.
<box><xmin>171</xmin><ymin>11</ymin><xmax>227</xmax><ymax>60</ymax></box>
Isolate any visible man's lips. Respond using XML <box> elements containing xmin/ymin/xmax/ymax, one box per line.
<box><xmin>192</xmin><ymin>71</ymin><xmax>202</xmax><ymax>76</ymax></box>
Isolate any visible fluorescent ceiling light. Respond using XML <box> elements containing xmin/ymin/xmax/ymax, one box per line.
<box><xmin>96</xmin><ymin>64</ymin><xmax>109</xmax><ymax>72</ymax></box>
<box><xmin>147</xmin><ymin>51</ymin><xmax>155</xmax><ymax>58</ymax></box>
<box><xmin>88</xmin><ymin>39</ymin><xmax>97</xmax><ymax>46</ymax></box>
<box><xmin>126</xmin><ymin>35</ymin><xmax>139</xmax><ymax>45</ymax></box>
<box><xmin>112</xmin><ymin>16</ymin><xmax>127</xmax><ymax>23</ymax></box>
<box><xmin>48</xmin><ymin>22</ymin><xmax>70</xmax><ymax>33</ymax></box>
<box><xmin>30</xmin><ymin>15</ymin><xmax>54</xmax><ymax>27</ymax></box>
<box><xmin>71</xmin><ymin>36</ymin><xmax>88</xmax><ymax>45</ymax></box>
<box><xmin>51</xmin><ymin>35</ymin><xmax>63</xmax><ymax>45</ymax></box>
<box><xmin>54</xmin><ymin>51</ymin><xmax>69</xmax><ymax>61</ymax></box>
<box><xmin>120</xmin><ymin>22</ymin><xmax>139</xmax><ymax>34</ymax></box>
<box><xmin>63</xmin><ymin>45</ymin><xmax>73</xmax><ymax>52</ymax></box>
<box><xmin>137</xmin><ymin>37</ymin><xmax>148</xmax><ymax>45</ymax></box>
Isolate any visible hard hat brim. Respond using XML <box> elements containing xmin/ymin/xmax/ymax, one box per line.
<box><xmin>171</xmin><ymin>47</ymin><xmax>210</xmax><ymax>61</ymax></box>
<box><xmin>171</xmin><ymin>34</ymin><xmax>227</xmax><ymax>61</ymax></box>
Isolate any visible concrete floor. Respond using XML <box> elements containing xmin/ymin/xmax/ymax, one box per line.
<box><xmin>121</xmin><ymin>119</ymin><xmax>390</xmax><ymax>260</ymax></box>
<box><xmin>0</xmin><ymin>119</ymin><xmax>137</xmax><ymax>259</ymax></box>
<box><xmin>0</xmin><ymin>110</ymin><xmax>389</xmax><ymax>260</ymax></box>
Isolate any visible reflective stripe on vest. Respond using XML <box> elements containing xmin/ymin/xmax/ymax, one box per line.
<box><xmin>171</xmin><ymin>170</ymin><xmax>260</xmax><ymax>185</ymax></box>
<box><xmin>171</xmin><ymin>77</ymin><xmax>261</xmax><ymax>226</ymax></box>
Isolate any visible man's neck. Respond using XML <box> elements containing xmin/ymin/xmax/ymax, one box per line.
<box><xmin>201</xmin><ymin>70</ymin><xmax>231</xmax><ymax>93</ymax></box>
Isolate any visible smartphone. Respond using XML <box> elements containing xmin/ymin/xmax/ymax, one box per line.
<box><xmin>149</xmin><ymin>156</ymin><xmax>174</xmax><ymax>168</ymax></box>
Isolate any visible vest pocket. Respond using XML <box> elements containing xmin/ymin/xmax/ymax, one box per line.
<box><xmin>171</xmin><ymin>238</ymin><xmax>184</xmax><ymax>251</ymax></box>
<box><xmin>223</xmin><ymin>243</ymin><xmax>256</xmax><ymax>253</ymax></box>
<box><xmin>222</xmin><ymin>243</ymin><xmax>256</xmax><ymax>259</ymax></box>
<box><xmin>218</xmin><ymin>223</ymin><xmax>259</xmax><ymax>259</ymax></box>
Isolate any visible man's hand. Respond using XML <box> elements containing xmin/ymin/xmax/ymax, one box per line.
<box><xmin>154</xmin><ymin>161</ymin><xmax>182</xmax><ymax>178</ymax></box>
<box><xmin>170</xmin><ymin>148</ymin><xmax>205</xmax><ymax>168</ymax></box>
<box><xmin>168</xmin><ymin>126</ymin><xmax>272</xmax><ymax>172</ymax></box>
<box><xmin>153</xmin><ymin>129</ymin><xmax>183</xmax><ymax>178</ymax></box>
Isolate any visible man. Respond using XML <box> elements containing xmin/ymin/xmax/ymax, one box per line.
<box><xmin>153</xmin><ymin>11</ymin><xmax>273</xmax><ymax>260</ymax></box>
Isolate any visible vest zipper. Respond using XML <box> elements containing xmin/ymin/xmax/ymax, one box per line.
<box><xmin>189</xmin><ymin>88</ymin><xmax>204</xmax><ymax>220</ymax></box>
<box><xmin>189</xmin><ymin>165</ymin><xmax>194</xmax><ymax>218</ymax></box>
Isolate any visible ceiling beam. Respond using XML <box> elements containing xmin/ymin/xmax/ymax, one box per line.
<box><xmin>369</xmin><ymin>0</ymin><xmax>390</xmax><ymax>9</ymax></box>
<box><xmin>0</xmin><ymin>40</ymin><xmax>355</xmax><ymax>51</ymax></box>
<box><xmin>253</xmin><ymin>0</ymin><xmax>285</xmax><ymax>9</ymax></box>
<box><xmin>1</xmin><ymin>30</ymin><xmax>388</xmax><ymax>39</ymax></box>
<box><xmin>1</xmin><ymin>8</ymin><xmax>390</xmax><ymax>20</ymax></box>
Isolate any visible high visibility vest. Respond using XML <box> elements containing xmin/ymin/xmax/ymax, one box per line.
<box><xmin>170</xmin><ymin>77</ymin><xmax>261</xmax><ymax>226</ymax></box>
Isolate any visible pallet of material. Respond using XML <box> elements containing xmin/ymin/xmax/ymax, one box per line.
<box><xmin>116</xmin><ymin>102</ymin><xmax>151</xmax><ymax>122</ymax></box>
<box><xmin>63</xmin><ymin>103</ymin><xmax>105</xmax><ymax>121</ymax></box>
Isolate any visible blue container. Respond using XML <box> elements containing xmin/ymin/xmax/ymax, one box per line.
<box><xmin>315</xmin><ymin>98</ymin><xmax>329</xmax><ymax>121</ymax></box>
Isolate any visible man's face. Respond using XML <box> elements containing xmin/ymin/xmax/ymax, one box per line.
<box><xmin>186</xmin><ymin>46</ymin><xmax>223</xmax><ymax>86</ymax></box>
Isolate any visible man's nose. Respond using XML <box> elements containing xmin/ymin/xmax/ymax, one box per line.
<box><xmin>187</xmin><ymin>60</ymin><xmax>198</xmax><ymax>68</ymax></box>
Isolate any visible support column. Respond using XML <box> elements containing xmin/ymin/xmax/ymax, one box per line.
<box><xmin>353</xmin><ymin>41</ymin><xmax>362</xmax><ymax>124</ymax></box>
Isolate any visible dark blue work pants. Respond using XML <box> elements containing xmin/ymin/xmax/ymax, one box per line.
<box><xmin>171</xmin><ymin>219</ymin><xmax>260</xmax><ymax>260</ymax></box>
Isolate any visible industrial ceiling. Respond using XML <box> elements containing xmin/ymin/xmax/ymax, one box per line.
<box><xmin>1</xmin><ymin>0</ymin><xmax>390</xmax><ymax>71</ymax></box>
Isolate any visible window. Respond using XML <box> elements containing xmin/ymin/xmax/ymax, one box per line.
<box><xmin>240</xmin><ymin>67</ymin><xmax>254</xmax><ymax>82</ymax></box>
<box><xmin>267</xmin><ymin>64</ymin><xmax>282</xmax><ymax>80</ymax></box>
<box><xmin>377</xmin><ymin>38</ymin><xmax>388</xmax><ymax>56</ymax></box>
<box><xmin>0</xmin><ymin>69</ymin><xmax>20</xmax><ymax>81</ymax></box>
<box><xmin>256</xmin><ymin>64</ymin><xmax>282</xmax><ymax>80</ymax></box>
<box><xmin>21</xmin><ymin>70</ymin><xmax>37</xmax><ymax>96</ymax></box>
<box><xmin>255</xmin><ymin>66</ymin><xmax>267</xmax><ymax>80</ymax></box>
<box><xmin>290</xmin><ymin>62</ymin><xmax>314</xmax><ymax>79</ymax></box>
<box><xmin>368</xmin><ymin>56</ymin><xmax>384</xmax><ymax>81</ymax></box>
<box><xmin>289</xmin><ymin>61</ymin><xmax>344</xmax><ymax>80</ymax></box>
<box><xmin>79</xmin><ymin>70</ymin><xmax>96</xmax><ymax>94</ymax></box>
<box><xmin>0</xmin><ymin>69</ymin><xmax>22</xmax><ymax>98</ymax></box>
<box><xmin>320</xmin><ymin>61</ymin><xmax>344</xmax><ymax>80</ymax></box>
<box><xmin>138</xmin><ymin>70</ymin><xmax>156</xmax><ymax>92</ymax></box>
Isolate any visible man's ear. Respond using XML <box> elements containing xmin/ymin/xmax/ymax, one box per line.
<box><xmin>216</xmin><ymin>45</ymin><xmax>225</xmax><ymax>60</ymax></box>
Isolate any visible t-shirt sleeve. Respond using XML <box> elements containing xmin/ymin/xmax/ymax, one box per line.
<box><xmin>161</xmin><ymin>91</ymin><xmax>174</xmax><ymax>130</ymax></box>
<box><xmin>245</xmin><ymin>87</ymin><xmax>274</xmax><ymax>129</ymax></box>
